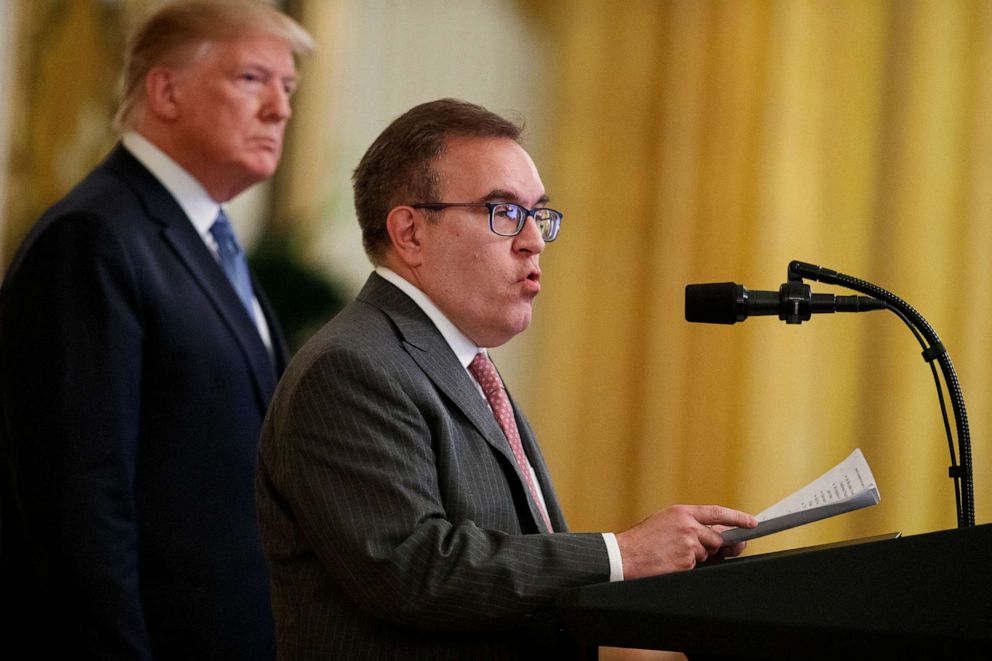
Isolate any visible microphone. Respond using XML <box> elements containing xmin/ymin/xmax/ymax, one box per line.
<box><xmin>685</xmin><ymin>281</ymin><xmax>884</xmax><ymax>324</ymax></box>
<box><xmin>684</xmin><ymin>260</ymin><xmax>975</xmax><ymax>528</ymax></box>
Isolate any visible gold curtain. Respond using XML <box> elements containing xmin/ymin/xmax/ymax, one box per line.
<box><xmin>269</xmin><ymin>0</ymin><xmax>347</xmax><ymax>244</ymax></box>
<box><xmin>1</xmin><ymin>0</ymin><xmax>155</xmax><ymax>268</ymax></box>
<box><xmin>530</xmin><ymin>0</ymin><xmax>992</xmax><ymax>553</ymax></box>
<box><xmin>5</xmin><ymin>0</ymin><xmax>987</xmax><ymax>549</ymax></box>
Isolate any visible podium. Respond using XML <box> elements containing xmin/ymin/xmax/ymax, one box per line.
<box><xmin>557</xmin><ymin>524</ymin><xmax>991</xmax><ymax>659</ymax></box>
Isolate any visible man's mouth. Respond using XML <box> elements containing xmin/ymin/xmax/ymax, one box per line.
<box><xmin>522</xmin><ymin>269</ymin><xmax>541</xmax><ymax>294</ymax></box>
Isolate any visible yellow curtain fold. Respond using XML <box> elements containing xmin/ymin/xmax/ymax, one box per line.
<box><xmin>1</xmin><ymin>0</ymin><xmax>138</xmax><ymax>266</ymax></box>
<box><xmin>5</xmin><ymin>0</ymin><xmax>988</xmax><ymax>553</ymax></box>
<box><xmin>533</xmin><ymin>0</ymin><xmax>991</xmax><ymax>551</ymax></box>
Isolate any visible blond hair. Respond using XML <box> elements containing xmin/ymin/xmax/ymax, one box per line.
<box><xmin>114</xmin><ymin>0</ymin><xmax>314</xmax><ymax>131</ymax></box>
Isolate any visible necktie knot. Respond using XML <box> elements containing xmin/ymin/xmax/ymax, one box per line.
<box><xmin>210</xmin><ymin>210</ymin><xmax>241</xmax><ymax>257</ymax></box>
<box><xmin>209</xmin><ymin>208</ymin><xmax>255</xmax><ymax>322</ymax></box>
<box><xmin>468</xmin><ymin>353</ymin><xmax>504</xmax><ymax>400</ymax></box>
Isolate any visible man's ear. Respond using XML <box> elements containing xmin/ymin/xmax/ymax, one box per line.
<box><xmin>144</xmin><ymin>66</ymin><xmax>181</xmax><ymax>121</ymax></box>
<box><xmin>386</xmin><ymin>206</ymin><xmax>425</xmax><ymax>268</ymax></box>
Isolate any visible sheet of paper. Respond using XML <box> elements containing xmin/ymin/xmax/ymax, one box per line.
<box><xmin>721</xmin><ymin>448</ymin><xmax>880</xmax><ymax>545</ymax></box>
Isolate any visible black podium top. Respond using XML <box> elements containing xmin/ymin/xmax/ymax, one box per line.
<box><xmin>558</xmin><ymin>524</ymin><xmax>991</xmax><ymax>659</ymax></box>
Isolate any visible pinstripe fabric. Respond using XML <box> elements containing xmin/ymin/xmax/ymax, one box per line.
<box><xmin>257</xmin><ymin>273</ymin><xmax>610</xmax><ymax>660</ymax></box>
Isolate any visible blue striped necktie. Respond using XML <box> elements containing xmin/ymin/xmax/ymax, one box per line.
<box><xmin>209</xmin><ymin>208</ymin><xmax>256</xmax><ymax>323</ymax></box>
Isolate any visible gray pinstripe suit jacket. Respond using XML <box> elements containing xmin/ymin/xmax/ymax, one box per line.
<box><xmin>256</xmin><ymin>273</ymin><xmax>610</xmax><ymax>659</ymax></box>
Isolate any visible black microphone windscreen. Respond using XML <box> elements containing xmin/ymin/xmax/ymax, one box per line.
<box><xmin>685</xmin><ymin>282</ymin><xmax>741</xmax><ymax>324</ymax></box>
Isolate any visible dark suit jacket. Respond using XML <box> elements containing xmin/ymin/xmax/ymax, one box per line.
<box><xmin>256</xmin><ymin>273</ymin><xmax>610</xmax><ymax>660</ymax></box>
<box><xmin>0</xmin><ymin>144</ymin><xmax>288</xmax><ymax>659</ymax></box>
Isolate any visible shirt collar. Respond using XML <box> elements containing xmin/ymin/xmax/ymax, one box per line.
<box><xmin>374</xmin><ymin>266</ymin><xmax>484</xmax><ymax>368</ymax></box>
<box><xmin>122</xmin><ymin>131</ymin><xmax>222</xmax><ymax>238</ymax></box>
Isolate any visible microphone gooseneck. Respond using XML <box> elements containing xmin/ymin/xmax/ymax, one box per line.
<box><xmin>787</xmin><ymin>260</ymin><xmax>973</xmax><ymax>529</ymax></box>
<box><xmin>684</xmin><ymin>260</ymin><xmax>974</xmax><ymax>528</ymax></box>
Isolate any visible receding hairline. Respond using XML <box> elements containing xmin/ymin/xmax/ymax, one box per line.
<box><xmin>351</xmin><ymin>98</ymin><xmax>530</xmax><ymax>263</ymax></box>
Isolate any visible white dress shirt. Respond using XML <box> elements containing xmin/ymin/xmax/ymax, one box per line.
<box><xmin>121</xmin><ymin>132</ymin><xmax>272</xmax><ymax>352</ymax></box>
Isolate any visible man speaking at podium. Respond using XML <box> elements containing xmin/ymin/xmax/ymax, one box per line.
<box><xmin>256</xmin><ymin>98</ymin><xmax>757</xmax><ymax>659</ymax></box>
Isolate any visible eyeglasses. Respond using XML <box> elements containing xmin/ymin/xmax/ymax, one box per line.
<box><xmin>411</xmin><ymin>202</ymin><xmax>563</xmax><ymax>242</ymax></box>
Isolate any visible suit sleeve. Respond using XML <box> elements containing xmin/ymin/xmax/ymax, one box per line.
<box><xmin>259</xmin><ymin>343</ymin><xmax>610</xmax><ymax>632</ymax></box>
<box><xmin>1</xmin><ymin>213</ymin><xmax>152</xmax><ymax>657</ymax></box>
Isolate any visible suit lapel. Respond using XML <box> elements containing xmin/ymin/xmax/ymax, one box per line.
<box><xmin>358</xmin><ymin>276</ymin><xmax>504</xmax><ymax>443</ymax></box>
<box><xmin>252</xmin><ymin>274</ymin><xmax>289</xmax><ymax>374</ymax></box>
<box><xmin>106</xmin><ymin>145</ymin><xmax>280</xmax><ymax>408</ymax></box>
<box><xmin>357</xmin><ymin>273</ymin><xmax>557</xmax><ymax>532</ymax></box>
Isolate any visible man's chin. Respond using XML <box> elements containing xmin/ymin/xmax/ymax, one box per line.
<box><xmin>248</xmin><ymin>162</ymin><xmax>280</xmax><ymax>181</ymax></box>
<box><xmin>232</xmin><ymin>161</ymin><xmax>280</xmax><ymax>194</ymax></box>
<box><xmin>244</xmin><ymin>152</ymin><xmax>281</xmax><ymax>179</ymax></box>
<box><xmin>499</xmin><ymin>313</ymin><xmax>533</xmax><ymax>346</ymax></box>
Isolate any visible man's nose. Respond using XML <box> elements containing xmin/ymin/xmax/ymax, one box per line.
<box><xmin>263</xmin><ymin>82</ymin><xmax>292</xmax><ymax>121</ymax></box>
<box><xmin>513</xmin><ymin>214</ymin><xmax>545</xmax><ymax>254</ymax></box>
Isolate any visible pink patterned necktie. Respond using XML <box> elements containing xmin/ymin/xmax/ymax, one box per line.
<box><xmin>468</xmin><ymin>352</ymin><xmax>553</xmax><ymax>532</ymax></box>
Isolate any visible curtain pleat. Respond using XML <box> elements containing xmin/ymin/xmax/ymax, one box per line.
<box><xmin>532</xmin><ymin>0</ymin><xmax>992</xmax><ymax>550</ymax></box>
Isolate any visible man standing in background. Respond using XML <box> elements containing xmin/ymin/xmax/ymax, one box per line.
<box><xmin>0</xmin><ymin>2</ymin><xmax>312</xmax><ymax>658</ymax></box>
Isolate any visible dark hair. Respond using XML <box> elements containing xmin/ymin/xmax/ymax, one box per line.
<box><xmin>352</xmin><ymin>98</ymin><xmax>523</xmax><ymax>263</ymax></box>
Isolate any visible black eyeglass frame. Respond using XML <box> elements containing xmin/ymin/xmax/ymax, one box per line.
<box><xmin>411</xmin><ymin>202</ymin><xmax>562</xmax><ymax>242</ymax></box>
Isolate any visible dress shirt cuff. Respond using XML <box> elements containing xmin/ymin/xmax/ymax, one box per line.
<box><xmin>602</xmin><ymin>532</ymin><xmax>624</xmax><ymax>581</ymax></box>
